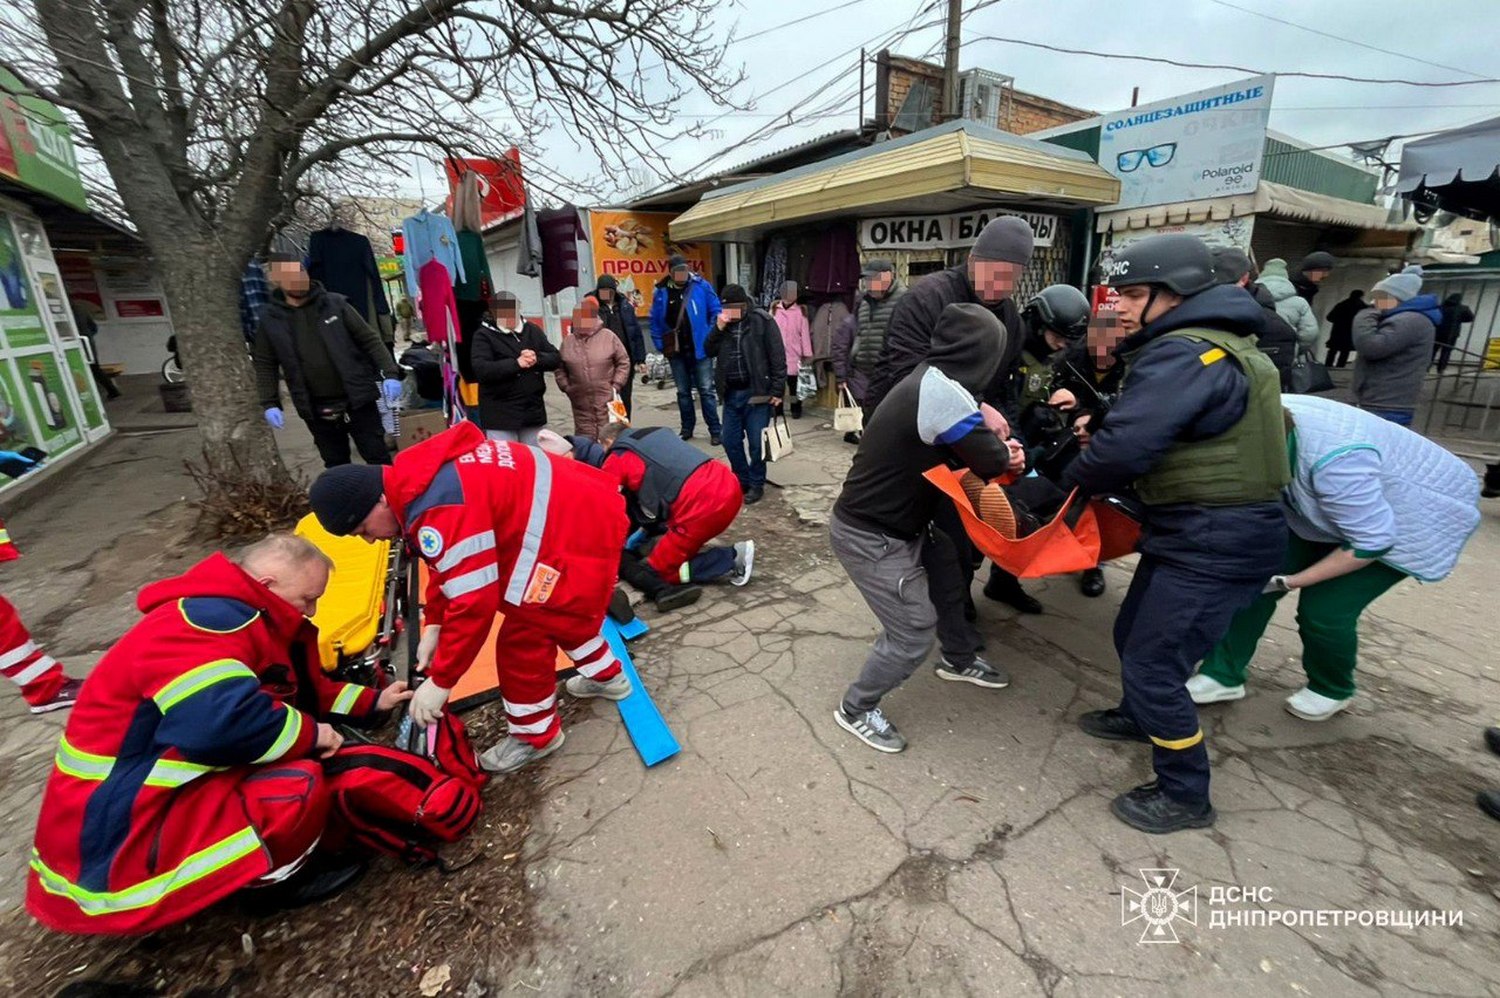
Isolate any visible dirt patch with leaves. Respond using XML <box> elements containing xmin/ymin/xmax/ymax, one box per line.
<box><xmin>0</xmin><ymin>699</ymin><xmax>592</xmax><ymax>997</ymax></box>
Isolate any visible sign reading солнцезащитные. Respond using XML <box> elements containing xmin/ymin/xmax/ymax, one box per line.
<box><xmin>1099</xmin><ymin>74</ymin><xmax>1275</xmax><ymax>210</ymax></box>
<box><xmin>858</xmin><ymin>208</ymin><xmax>1058</xmax><ymax>252</ymax></box>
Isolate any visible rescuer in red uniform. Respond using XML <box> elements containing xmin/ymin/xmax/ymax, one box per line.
<box><xmin>309</xmin><ymin>422</ymin><xmax>632</xmax><ymax>774</ymax></box>
<box><xmin>27</xmin><ymin>535</ymin><xmax>414</xmax><ymax>935</ymax></box>
<box><xmin>0</xmin><ymin>516</ymin><xmax>83</xmax><ymax>714</ymax></box>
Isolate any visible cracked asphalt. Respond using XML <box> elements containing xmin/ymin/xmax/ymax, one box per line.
<box><xmin>3</xmin><ymin>382</ymin><xmax>1498</xmax><ymax>996</ymax></box>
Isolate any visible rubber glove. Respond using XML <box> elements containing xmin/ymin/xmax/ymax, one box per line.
<box><xmin>264</xmin><ymin>407</ymin><xmax>285</xmax><ymax>429</ymax></box>
<box><xmin>409</xmin><ymin>681</ymin><xmax>451</xmax><ymax>727</ymax></box>
<box><xmin>416</xmin><ymin>625</ymin><xmax>441</xmax><ymax>673</ymax></box>
<box><xmin>382</xmin><ymin>379</ymin><xmax>404</xmax><ymax>403</ymax></box>
<box><xmin>0</xmin><ymin>450</ymin><xmax>35</xmax><ymax>467</ymax></box>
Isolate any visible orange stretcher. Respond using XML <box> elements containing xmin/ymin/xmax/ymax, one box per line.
<box><xmin>923</xmin><ymin>466</ymin><xmax>1142</xmax><ymax>579</ymax></box>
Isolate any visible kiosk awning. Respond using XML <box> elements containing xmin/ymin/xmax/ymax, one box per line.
<box><xmin>1095</xmin><ymin>181</ymin><xmax>1418</xmax><ymax>234</ymax></box>
<box><xmin>670</xmin><ymin>120</ymin><xmax>1120</xmax><ymax>243</ymax></box>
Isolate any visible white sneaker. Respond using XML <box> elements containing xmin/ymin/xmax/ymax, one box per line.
<box><xmin>1186</xmin><ymin>673</ymin><xmax>1246</xmax><ymax>705</ymax></box>
<box><xmin>1284</xmin><ymin>687</ymin><xmax>1351</xmax><ymax>721</ymax></box>
<box><xmin>480</xmin><ymin>730</ymin><xmax>566</xmax><ymax>773</ymax></box>
<box><xmin>730</xmin><ymin>541</ymin><xmax>755</xmax><ymax>587</ymax></box>
<box><xmin>565</xmin><ymin>673</ymin><xmax>632</xmax><ymax>701</ymax></box>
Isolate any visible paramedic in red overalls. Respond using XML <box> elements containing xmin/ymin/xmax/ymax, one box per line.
<box><xmin>592</xmin><ymin>424</ymin><xmax>754</xmax><ymax>609</ymax></box>
<box><xmin>309</xmin><ymin>421</ymin><xmax>631</xmax><ymax>774</ymax></box>
<box><xmin>0</xmin><ymin>516</ymin><xmax>83</xmax><ymax>714</ymax></box>
<box><xmin>27</xmin><ymin>535</ymin><xmax>412</xmax><ymax>935</ymax></box>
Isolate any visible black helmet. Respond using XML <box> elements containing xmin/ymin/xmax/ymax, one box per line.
<box><xmin>1104</xmin><ymin>234</ymin><xmax>1217</xmax><ymax>295</ymax></box>
<box><xmin>1024</xmin><ymin>284</ymin><xmax>1091</xmax><ymax>340</ymax></box>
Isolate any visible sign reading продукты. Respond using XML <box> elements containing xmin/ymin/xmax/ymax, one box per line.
<box><xmin>1099</xmin><ymin>74</ymin><xmax>1275</xmax><ymax>211</ymax></box>
<box><xmin>859</xmin><ymin>208</ymin><xmax>1058</xmax><ymax>251</ymax></box>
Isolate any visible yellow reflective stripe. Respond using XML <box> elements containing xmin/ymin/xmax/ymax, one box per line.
<box><xmin>144</xmin><ymin>759</ymin><xmax>223</xmax><ymax>788</ymax></box>
<box><xmin>1199</xmin><ymin>348</ymin><xmax>1227</xmax><ymax>366</ymax></box>
<box><xmin>1150</xmin><ymin>729</ymin><xmax>1204</xmax><ymax>750</ymax></box>
<box><xmin>330</xmin><ymin>684</ymin><xmax>363</xmax><ymax>716</ymax></box>
<box><xmin>0</xmin><ymin>529</ymin><xmax>11</xmax><ymax>543</ymax></box>
<box><xmin>177</xmin><ymin>598</ymin><xmax>260</xmax><ymax>634</ymax></box>
<box><xmin>252</xmin><ymin>706</ymin><xmax>304</xmax><ymax>764</ymax></box>
<box><xmin>153</xmin><ymin>660</ymin><xmax>256</xmax><ymax>712</ymax></box>
<box><xmin>30</xmin><ymin>827</ymin><xmax>263</xmax><ymax>915</ymax></box>
<box><xmin>55</xmin><ymin>737</ymin><xmax>114</xmax><ymax>780</ymax></box>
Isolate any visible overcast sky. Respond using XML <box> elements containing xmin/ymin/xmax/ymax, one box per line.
<box><xmin>397</xmin><ymin>0</ymin><xmax>1500</xmax><ymax>204</ymax></box>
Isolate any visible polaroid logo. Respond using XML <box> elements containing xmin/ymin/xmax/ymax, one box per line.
<box><xmin>1201</xmin><ymin>163</ymin><xmax>1255</xmax><ymax>179</ymax></box>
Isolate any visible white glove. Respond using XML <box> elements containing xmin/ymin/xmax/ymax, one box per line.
<box><xmin>1262</xmin><ymin>575</ymin><xmax>1294</xmax><ymax>594</ymax></box>
<box><xmin>416</xmin><ymin>624</ymin><xmax>441</xmax><ymax>673</ymax></box>
<box><xmin>409</xmin><ymin>681</ymin><xmax>451</xmax><ymax>727</ymax></box>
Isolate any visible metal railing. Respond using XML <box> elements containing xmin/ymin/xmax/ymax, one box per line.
<box><xmin>1417</xmin><ymin>344</ymin><xmax>1500</xmax><ymax>442</ymax></box>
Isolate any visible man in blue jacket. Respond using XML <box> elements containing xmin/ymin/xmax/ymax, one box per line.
<box><xmin>1064</xmin><ymin>234</ymin><xmax>1289</xmax><ymax>834</ymax></box>
<box><xmin>650</xmin><ymin>255</ymin><xmax>723</xmax><ymax>444</ymax></box>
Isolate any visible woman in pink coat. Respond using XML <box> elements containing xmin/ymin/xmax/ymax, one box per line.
<box><xmin>557</xmin><ymin>296</ymin><xmax>631</xmax><ymax>438</ymax></box>
<box><xmin>771</xmin><ymin>281</ymin><xmax>813</xmax><ymax>417</ymax></box>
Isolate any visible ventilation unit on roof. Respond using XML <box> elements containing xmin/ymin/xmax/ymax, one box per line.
<box><xmin>958</xmin><ymin>68</ymin><xmax>1013</xmax><ymax>128</ymax></box>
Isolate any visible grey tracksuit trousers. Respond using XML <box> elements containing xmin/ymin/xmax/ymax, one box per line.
<box><xmin>831</xmin><ymin>512</ymin><xmax>980</xmax><ymax>712</ymax></box>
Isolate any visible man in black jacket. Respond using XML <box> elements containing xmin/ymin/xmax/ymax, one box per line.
<box><xmin>469</xmin><ymin>291</ymin><xmax>561</xmax><ymax>443</ymax></box>
<box><xmin>594</xmin><ymin>276</ymin><xmax>647</xmax><ymax>417</ymax></box>
<box><xmin>254</xmin><ymin>255</ymin><xmax>403</xmax><ymax>468</ymax></box>
<box><xmin>705</xmin><ymin>284</ymin><xmax>786</xmax><ymax>504</ymax></box>
<box><xmin>831</xmin><ymin>303</ymin><xmax>1017</xmax><ymax>754</ymax></box>
<box><xmin>1065</xmin><ymin>234</ymin><xmax>1289</xmax><ymax>834</ymax></box>
<box><xmin>1212</xmin><ymin>247</ymin><xmax>1297</xmax><ymax>389</ymax></box>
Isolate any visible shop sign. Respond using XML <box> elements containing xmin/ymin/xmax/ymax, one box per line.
<box><xmin>0</xmin><ymin>70</ymin><xmax>87</xmax><ymax>212</ymax></box>
<box><xmin>589</xmin><ymin>210</ymin><xmax>716</xmax><ymax>317</ymax></box>
<box><xmin>1099</xmin><ymin>75</ymin><xmax>1274</xmax><ymax>210</ymax></box>
<box><xmin>858</xmin><ymin>208</ymin><xmax>1058</xmax><ymax>251</ymax></box>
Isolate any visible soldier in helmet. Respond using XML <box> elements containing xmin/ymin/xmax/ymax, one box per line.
<box><xmin>981</xmin><ymin>284</ymin><xmax>1093</xmax><ymax>610</ymax></box>
<box><xmin>1063</xmin><ymin>234</ymin><xmax>1289</xmax><ymax>834</ymax></box>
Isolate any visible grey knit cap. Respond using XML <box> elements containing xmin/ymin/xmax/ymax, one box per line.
<box><xmin>969</xmin><ymin>216</ymin><xmax>1035</xmax><ymax>265</ymax></box>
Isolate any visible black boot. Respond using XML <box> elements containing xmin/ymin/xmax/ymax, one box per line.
<box><xmin>1478</xmin><ymin>790</ymin><xmax>1500</xmax><ymax>821</ymax></box>
<box><xmin>1110</xmin><ymin>782</ymin><xmax>1216</xmax><ymax>833</ymax></box>
<box><xmin>1484</xmin><ymin>726</ymin><xmax>1500</xmax><ymax>756</ymax></box>
<box><xmin>620</xmin><ymin>551</ymin><xmax>702</xmax><ymax>612</ymax></box>
<box><xmin>1077</xmin><ymin>707</ymin><xmax>1150</xmax><ymax>743</ymax></box>
<box><xmin>790</xmin><ymin>398</ymin><xmax>803</xmax><ymax>419</ymax></box>
<box><xmin>655</xmin><ymin>584</ymin><xmax>703</xmax><ymax>612</ymax></box>
<box><xmin>1484</xmin><ymin>464</ymin><xmax>1500</xmax><ymax>499</ymax></box>
<box><xmin>843</xmin><ymin>431</ymin><xmax>860</xmax><ymax>445</ymax></box>
<box><xmin>1079</xmin><ymin>568</ymin><xmax>1106</xmax><ymax>598</ymax></box>
<box><xmin>982</xmin><ymin>568</ymin><xmax>1042</xmax><ymax>614</ymax></box>
<box><xmin>242</xmin><ymin>854</ymin><xmax>367</xmax><ymax>914</ymax></box>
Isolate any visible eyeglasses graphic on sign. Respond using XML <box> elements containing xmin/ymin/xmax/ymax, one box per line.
<box><xmin>1116</xmin><ymin>143</ymin><xmax>1178</xmax><ymax>173</ymax></box>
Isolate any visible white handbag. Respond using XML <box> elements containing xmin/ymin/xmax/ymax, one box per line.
<box><xmin>833</xmin><ymin>385</ymin><xmax>863</xmax><ymax>433</ymax></box>
<box><xmin>762</xmin><ymin>411</ymin><xmax>795</xmax><ymax>461</ymax></box>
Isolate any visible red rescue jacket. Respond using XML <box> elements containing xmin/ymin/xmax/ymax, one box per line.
<box><xmin>27</xmin><ymin>554</ymin><xmax>379</xmax><ymax>935</ymax></box>
<box><xmin>384</xmin><ymin>422</ymin><xmax>628</xmax><ymax>687</ymax></box>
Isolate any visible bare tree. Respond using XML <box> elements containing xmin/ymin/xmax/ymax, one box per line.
<box><xmin>0</xmin><ymin>0</ymin><xmax>740</xmax><ymax>491</ymax></box>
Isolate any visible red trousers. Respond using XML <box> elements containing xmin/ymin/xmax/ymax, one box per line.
<box><xmin>648</xmin><ymin>463</ymin><xmax>745</xmax><ymax>584</ymax></box>
<box><xmin>495</xmin><ymin>611</ymin><xmax>622</xmax><ymax>748</ymax></box>
<box><xmin>0</xmin><ymin>595</ymin><xmax>64</xmax><ymax>706</ymax></box>
<box><xmin>243</xmin><ymin>761</ymin><xmax>331</xmax><ymax>882</ymax></box>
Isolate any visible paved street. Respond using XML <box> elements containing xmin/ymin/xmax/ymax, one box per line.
<box><xmin>2</xmin><ymin>380</ymin><xmax>1498</xmax><ymax>995</ymax></box>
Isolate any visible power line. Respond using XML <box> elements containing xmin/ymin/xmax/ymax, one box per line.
<box><xmin>962</xmin><ymin>35</ymin><xmax>1500</xmax><ymax>87</ymax></box>
<box><xmin>1204</xmin><ymin>0</ymin><xmax>1491</xmax><ymax>81</ymax></box>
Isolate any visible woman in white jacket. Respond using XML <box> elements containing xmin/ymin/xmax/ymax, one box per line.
<box><xmin>1258</xmin><ymin>259</ymin><xmax>1320</xmax><ymax>349</ymax></box>
<box><xmin>1188</xmin><ymin>394</ymin><xmax>1480</xmax><ymax>720</ymax></box>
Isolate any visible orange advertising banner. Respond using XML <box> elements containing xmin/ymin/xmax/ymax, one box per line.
<box><xmin>588</xmin><ymin>210</ymin><xmax>715</xmax><ymax>317</ymax></box>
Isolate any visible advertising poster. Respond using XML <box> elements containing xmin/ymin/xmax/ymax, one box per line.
<box><xmin>0</xmin><ymin>355</ymin><xmax>80</xmax><ymax>460</ymax></box>
<box><xmin>63</xmin><ymin>346</ymin><xmax>104</xmax><ymax>431</ymax></box>
<box><xmin>1095</xmin><ymin>216</ymin><xmax>1255</xmax><ymax>278</ymax></box>
<box><xmin>589</xmin><ymin>211</ymin><xmax>715</xmax><ymax>317</ymax></box>
<box><xmin>1099</xmin><ymin>75</ymin><xmax>1274</xmax><ymax>210</ymax></box>
<box><xmin>0</xmin><ymin>217</ymin><xmax>50</xmax><ymax>351</ymax></box>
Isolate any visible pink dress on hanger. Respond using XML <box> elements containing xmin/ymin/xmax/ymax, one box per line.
<box><xmin>418</xmin><ymin>258</ymin><xmax>461</xmax><ymax>346</ymax></box>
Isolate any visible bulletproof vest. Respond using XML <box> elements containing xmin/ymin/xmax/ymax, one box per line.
<box><xmin>1131</xmin><ymin>328</ymin><xmax>1290</xmax><ymax>508</ymax></box>
<box><xmin>609</xmin><ymin>427</ymin><xmax>711</xmax><ymax>522</ymax></box>
<box><xmin>854</xmin><ymin>287</ymin><xmax>903</xmax><ymax>373</ymax></box>
<box><xmin>1014</xmin><ymin>349</ymin><xmax>1053</xmax><ymax>409</ymax></box>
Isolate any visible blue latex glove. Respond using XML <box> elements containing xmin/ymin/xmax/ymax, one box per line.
<box><xmin>382</xmin><ymin>379</ymin><xmax>404</xmax><ymax>403</ymax></box>
<box><xmin>0</xmin><ymin>450</ymin><xmax>36</xmax><ymax>467</ymax></box>
<box><xmin>264</xmin><ymin>407</ymin><xmax>285</xmax><ymax>429</ymax></box>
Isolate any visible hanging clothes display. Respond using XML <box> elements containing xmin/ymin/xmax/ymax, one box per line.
<box><xmin>238</xmin><ymin>258</ymin><xmax>270</xmax><ymax>343</ymax></box>
<box><xmin>308</xmin><ymin>227</ymin><xmax>391</xmax><ymax>327</ymax></box>
<box><xmin>806</xmin><ymin>223</ymin><xmax>861</xmax><ymax>296</ymax></box>
<box><xmin>450</xmin><ymin>171</ymin><xmax>494</xmax><ymax>385</ymax></box>
<box><xmin>516</xmin><ymin>194</ymin><xmax>542</xmax><ymax>278</ymax></box>
<box><xmin>758</xmin><ymin>237</ymin><xmax>788</xmax><ymax>308</ymax></box>
<box><xmin>402</xmin><ymin>210</ymin><xmax>465</xmax><ymax>298</ymax></box>
<box><xmin>808</xmin><ymin>299</ymin><xmax>851</xmax><ymax>363</ymax></box>
<box><xmin>417</xmin><ymin>258</ymin><xmax>461</xmax><ymax>349</ymax></box>
<box><xmin>537</xmin><ymin>206</ymin><xmax>587</xmax><ymax>296</ymax></box>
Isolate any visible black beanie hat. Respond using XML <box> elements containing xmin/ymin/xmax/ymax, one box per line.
<box><xmin>309</xmin><ymin>464</ymin><xmax>385</xmax><ymax>535</ymax></box>
<box><xmin>596</xmin><ymin>274</ymin><xmax>619</xmax><ymax>291</ymax></box>
<box><xmin>719</xmin><ymin>283</ymin><xmax>751</xmax><ymax>305</ymax></box>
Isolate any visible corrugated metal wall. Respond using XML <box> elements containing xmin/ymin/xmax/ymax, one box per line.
<box><xmin>1260</xmin><ymin>138</ymin><xmax>1379</xmax><ymax>203</ymax></box>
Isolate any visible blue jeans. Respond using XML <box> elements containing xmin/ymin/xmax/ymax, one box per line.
<box><xmin>720</xmin><ymin>388</ymin><xmax>772</xmax><ymax>490</ymax></box>
<box><xmin>668</xmin><ymin>354</ymin><xmax>721</xmax><ymax>437</ymax></box>
<box><xmin>1363</xmin><ymin>407</ymin><xmax>1414</xmax><ymax>427</ymax></box>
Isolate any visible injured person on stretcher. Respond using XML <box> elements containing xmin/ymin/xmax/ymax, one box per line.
<box><xmin>26</xmin><ymin>534</ymin><xmax>494</xmax><ymax>936</ymax></box>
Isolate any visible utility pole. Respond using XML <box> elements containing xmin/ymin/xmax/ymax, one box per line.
<box><xmin>942</xmin><ymin>0</ymin><xmax>961</xmax><ymax>121</ymax></box>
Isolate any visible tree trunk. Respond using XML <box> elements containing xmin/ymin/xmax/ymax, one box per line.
<box><xmin>156</xmin><ymin>240</ymin><xmax>292</xmax><ymax>487</ymax></box>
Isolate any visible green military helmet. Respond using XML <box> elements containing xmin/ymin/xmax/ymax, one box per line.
<box><xmin>1024</xmin><ymin>284</ymin><xmax>1091</xmax><ymax>341</ymax></box>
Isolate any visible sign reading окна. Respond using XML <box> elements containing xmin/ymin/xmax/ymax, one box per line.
<box><xmin>858</xmin><ymin>208</ymin><xmax>1058</xmax><ymax>251</ymax></box>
